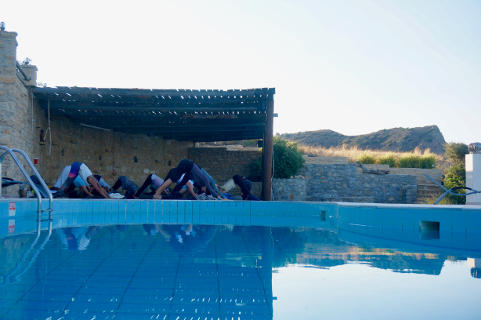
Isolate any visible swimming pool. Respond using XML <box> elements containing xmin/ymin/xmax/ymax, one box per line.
<box><xmin>1</xmin><ymin>199</ymin><xmax>480</xmax><ymax>319</ymax></box>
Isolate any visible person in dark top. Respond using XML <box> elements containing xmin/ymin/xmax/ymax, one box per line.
<box><xmin>233</xmin><ymin>175</ymin><xmax>260</xmax><ymax>200</ymax></box>
<box><xmin>134</xmin><ymin>173</ymin><xmax>165</xmax><ymax>198</ymax></box>
<box><xmin>150</xmin><ymin>168</ymin><xmax>182</xmax><ymax>199</ymax></box>
<box><xmin>153</xmin><ymin>159</ymin><xmax>219</xmax><ymax>199</ymax></box>
<box><xmin>111</xmin><ymin>176</ymin><xmax>138</xmax><ymax>199</ymax></box>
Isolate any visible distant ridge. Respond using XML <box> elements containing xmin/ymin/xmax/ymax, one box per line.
<box><xmin>281</xmin><ymin>125</ymin><xmax>446</xmax><ymax>154</ymax></box>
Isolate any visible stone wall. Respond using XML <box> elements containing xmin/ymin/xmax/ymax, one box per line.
<box><xmin>0</xmin><ymin>33</ymin><xmax>37</xmax><ymax>154</ymax></box>
<box><xmin>35</xmin><ymin>113</ymin><xmax>193</xmax><ymax>186</ymax></box>
<box><xmin>0</xmin><ymin>31</ymin><xmax>38</xmax><ymax>195</ymax></box>
<box><xmin>389</xmin><ymin>167</ymin><xmax>443</xmax><ymax>203</ymax></box>
<box><xmin>365</xmin><ymin>165</ymin><xmax>443</xmax><ymax>185</ymax></box>
<box><xmin>188</xmin><ymin>146</ymin><xmax>262</xmax><ymax>197</ymax></box>
<box><xmin>188</xmin><ymin>146</ymin><xmax>261</xmax><ymax>183</ymax></box>
<box><xmin>273</xmin><ymin>178</ymin><xmax>307</xmax><ymax>201</ymax></box>
<box><xmin>360</xmin><ymin>165</ymin><xmax>444</xmax><ymax>203</ymax></box>
<box><xmin>273</xmin><ymin>163</ymin><xmax>418</xmax><ymax>203</ymax></box>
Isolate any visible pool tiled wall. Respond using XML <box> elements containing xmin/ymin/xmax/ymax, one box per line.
<box><xmin>1</xmin><ymin>198</ymin><xmax>480</xmax><ymax>256</ymax></box>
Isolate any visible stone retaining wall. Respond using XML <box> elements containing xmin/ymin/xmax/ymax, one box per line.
<box><xmin>273</xmin><ymin>163</ymin><xmax>418</xmax><ymax>203</ymax></box>
<box><xmin>361</xmin><ymin>165</ymin><xmax>444</xmax><ymax>203</ymax></box>
<box><xmin>272</xmin><ymin>178</ymin><xmax>307</xmax><ymax>201</ymax></box>
<box><xmin>365</xmin><ymin>165</ymin><xmax>443</xmax><ymax>185</ymax></box>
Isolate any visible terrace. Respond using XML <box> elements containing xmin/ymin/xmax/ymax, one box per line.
<box><xmin>32</xmin><ymin>86</ymin><xmax>276</xmax><ymax>199</ymax></box>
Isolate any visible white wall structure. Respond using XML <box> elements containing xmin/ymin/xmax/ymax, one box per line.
<box><xmin>465</xmin><ymin>153</ymin><xmax>481</xmax><ymax>205</ymax></box>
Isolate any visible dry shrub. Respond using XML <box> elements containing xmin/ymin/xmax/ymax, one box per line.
<box><xmin>296</xmin><ymin>144</ymin><xmax>441</xmax><ymax>168</ymax></box>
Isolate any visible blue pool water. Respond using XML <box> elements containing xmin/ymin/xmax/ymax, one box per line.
<box><xmin>1</xmin><ymin>200</ymin><xmax>480</xmax><ymax>319</ymax></box>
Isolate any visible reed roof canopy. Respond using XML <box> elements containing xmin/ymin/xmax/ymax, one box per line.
<box><xmin>33</xmin><ymin>86</ymin><xmax>275</xmax><ymax>142</ymax></box>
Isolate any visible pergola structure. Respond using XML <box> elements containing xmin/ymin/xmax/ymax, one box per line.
<box><xmin>32</xmin><ymin>86</ymin><xmax>275</xmax><ymax>200</ymax></box>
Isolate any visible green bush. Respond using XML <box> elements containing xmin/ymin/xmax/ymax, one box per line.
<box><xmin>419</xmin><ymin>155</ymin><xmax>436</xmax><ymax>169</ymax></box>
<box><xmin>249</xmin><ymin>137</ymin><xmax>305</xmax><ymax>180</ymax></box>
<box><xmin>442</xmin><ymin>143</ymin><xmax>468</xmax><ymax>204</ymax></box>
<box><xmin>376</xmin><ymin>153</ymin><xmax>397</xmax><ymax>167</ymax></box>
<box><xmin>445</xmin><ymin>143</ymin><xmax>468</xmax><ymax>164</ymax></box>
<box><xmin>398</xmin><ymin>155</ymin><xmax>421</xmax><ymax>168</ymax></box>
<box><xmin>273</xmin><ymin>137</ymin><xmax>305</xmax><ymax>178</ymax></box>
<box><xmin>357</xmin><ymin>153</ymin><xmax>376</xmax><ymax>164</ymax></box>
<box><xmin>443</xmin><ymin>163</ymin><xmax>466</xmax><ymax>204</ymax></box>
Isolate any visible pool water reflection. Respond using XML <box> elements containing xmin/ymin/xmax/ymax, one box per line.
<box><xmin>1</xmin><ymin>224</ymin><xmax>480</xmax><ymax>320</ymax></box>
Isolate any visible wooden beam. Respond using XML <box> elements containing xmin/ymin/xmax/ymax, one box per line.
<box><xmin>32</xmin><ymin>87</ymin><xmax>275</xmax><ymax>103</ymax></box>
<box><xmin>262</xmin><ymin>95</ymin><xmax>274</xmax><ymax>201</ymax></box>
<box><xmin>47</xmin><ymin>102</ymin><xmax>267</xmax><ymax>112</ymax></box>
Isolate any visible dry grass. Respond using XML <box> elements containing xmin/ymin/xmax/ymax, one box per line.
<box><xmin>297</xmin><ymin>144</ymin><xmax>447</xmax><ymax>169</ymax></box>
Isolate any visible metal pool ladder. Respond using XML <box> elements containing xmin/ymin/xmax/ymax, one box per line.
<box><xmin>0</xmin><ymin>146</ymin><xmax>54</xmax><ymax>285</ymax></box>
<box><xmin>423</xmin><ymin>174</ymin><xmax>481</xmax><ymax>204</ymax></box>
<box><xmin>0</xmin><ymin>145</ymin><xmax>53</xmax><ymax>222</ymax></box>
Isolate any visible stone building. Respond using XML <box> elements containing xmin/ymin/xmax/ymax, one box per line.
<box><xmin>0</xmin><ymin>29</ymin><xmax>274</xmax><ymax>198</ymax></box>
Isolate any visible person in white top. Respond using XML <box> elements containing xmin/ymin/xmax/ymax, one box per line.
<box><xmin>53</xmin><ymin>165</ymin><xmax>93</xmax><ymax>197</ymax></box>
<box><xmin>57</xmin><ymin>162</ymin><xmax>111</xmax><ymax>199</ymax></box>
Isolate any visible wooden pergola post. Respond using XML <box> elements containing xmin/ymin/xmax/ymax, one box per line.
<box><xmin>262</xmin><ymin>94</ymin><xmax>274</xmax><ymax>201</ymax></box>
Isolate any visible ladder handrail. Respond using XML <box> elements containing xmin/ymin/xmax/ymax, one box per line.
<box><xmin>11</xmin><ymin>148</ymin><xmax>53</xmax><ymax>217</ymax></box>
<box><xmin>0</xmin><ymin>146</ymin><xmax>44</xmax><ymax>215</ymax></box>
<box><xmin>0</xmin><ymin>145</ymin><xmax>54</xmax><ymax>286</ymax></box>
<box><xmin>423</xmin><ymin>174</ymin><xmax>481</xmax><ymax>204</ymax></box>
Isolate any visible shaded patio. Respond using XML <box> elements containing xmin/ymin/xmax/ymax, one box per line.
<box><xmin>33</xmin><ymin>86</ymin><xmax>275</xmax><ymax>199</ymax></box>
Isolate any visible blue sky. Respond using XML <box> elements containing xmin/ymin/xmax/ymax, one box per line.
<box><xmin>2</xmin><ymin>0</ymin><xmax>480</xmax><ymax>144</ymax></box>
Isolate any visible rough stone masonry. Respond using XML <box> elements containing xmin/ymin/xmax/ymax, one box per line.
<box><xmin>273</xmin><ymin>163</ymin><xmax>418</xmax><ymax>204</ymax></box>
<box><xmin>0</xmin><ymin>30</ymin><xmax>38</xmax><ymax>190</ymax></box>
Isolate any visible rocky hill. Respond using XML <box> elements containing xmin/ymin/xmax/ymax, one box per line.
<box><xmin>281</xmin><ymin>125</ymin><xmax>446</xmax><ymax>154</ymax></box>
